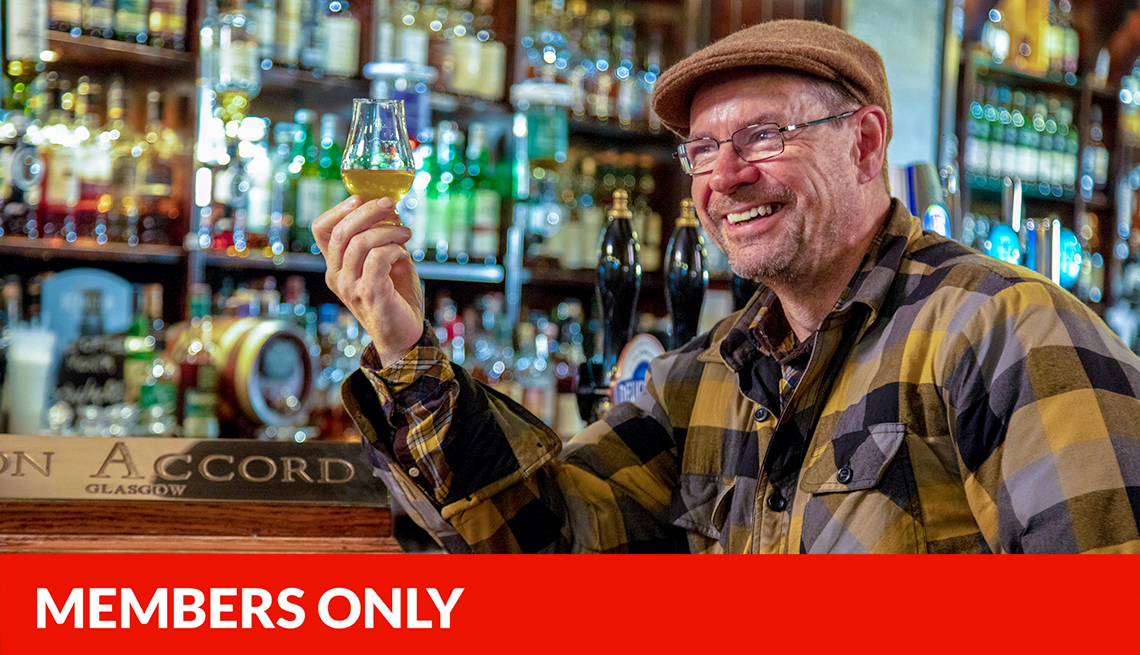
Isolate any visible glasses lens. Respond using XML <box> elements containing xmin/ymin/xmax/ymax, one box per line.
<box><xmin>680</xmin><ymin>138</ymin><xmax>720</xmax><ymax>175</ymax></box>
<box><xmin>733</xmin><ymin>124</ymin><xmax>781</xmax><ymax>163</ymax></box>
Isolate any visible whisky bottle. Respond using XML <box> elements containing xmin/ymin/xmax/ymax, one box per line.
<box><xmin>322</xmin><ymin>0</ymin><xmax>360</xmax><ymax>77</ymax></box>
<box><xmin>74</xmin><ymin>77</ymin><xmax>113</xmax><ymax>241</ymax></box>
<box><xmin>664</xmin><ymin>198</ymin><xmax>707</xmax><ymax>348</ymax></box>
<box><xmin>35</xmin><ymin>73</ymin><xmax>79</xmax><ymax>241</ymax></box>
<box><xmin>595</xmin><ymin>188</ymin><xmax>639</xmax><ymax>379</ymax></box>
<box><xmin>148</xmin><ymin>0</ymin><xmax>188</xmax><ymax>51</ymax></box>
<box><xmin>175</xmin><ymin>285</ymin><xmax>220</xmax><ymax>439</ymax></box>
<box><xmin>289</xmin><ymin>109</ymin><xmax>321</xmax><ymax>253</ymax></box>
<box><xmin>83</xmin><ymin>0</ymin><xmax>115</xmax><ymax>38</ymax></box>
<box><xmin>113</xmin><ymin>0</ymin><xmax>149</xmax><ymax>43</ymax></box>
<box><xmin>4</xmin><ymin>0</ymin><xmax>48</xmax><ymax>114</ymax></box>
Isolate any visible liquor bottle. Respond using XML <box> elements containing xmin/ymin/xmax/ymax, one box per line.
<box><xmin>176</xmin><ymin>285</ymin><xmax>220</xmax><ymax>439</ymax></box>
<box><xmin>0</xmin><ymin>112</ymin><xmax>42</xmax><ymax>238</ymax></box>
<box><xmin>517</xmin><ymin>318</ymin><xmax>556</xmax><ymax>426</ymax></box>
<box><xmin>322</xmin><ymin>0</ymin><xmax>360</xmax><ymax>77</ymax></box>
<box><xmin>964</xmin><ymin>84</ymin><xmax>989</xmax><ymax>183</ymax></box>
<box><xmin>425</xmin><ymin>120</ymin><xmax>461</xmax><ymax>260</ymax></box>
<box><xmin>393</xmin><ymin>0</ymin><xmax>429</xmax><ymax>65</ymax></box>
<box><xmin>242</xmin><ymin>117</ymin><xmax>272</xmax><ymax>250</ymax></box>
<box><xmin>1055</xmin><ymin>0</ymin><xmax>1078</xmax><ymax>76</ymax></box>
<box><xmin>1013</xmin><ymin>90</ymin><xmax>1038</xmax><ymax>185</ymax></box>
<box><xmin>1082</xmin><ymin>105</ymin><xmax>1109</xmax><ymax>191</ymax></box>
<box><xmin>48</xmin><ymin>0</ymin><xmax>83</xmax><ymax>34</ymax></box>
<box><xmin>1000</xmin><ymin>87</ymin><xmax>1018</xmax><ymax>180</ymax></box>
<box><xmin>299</xmin><ymin>0</ymin><xmax>325</xmax><ymax>73</ymax></box>
<box><xmin>289</xmin><ymin>109</ymin><xmax>321</xmax><ymax>253</ymax></box>
<box><xmin>268</xmin><ymin>121</ymin><xmax>299</xmax><ymax>256</ymax></box>
<box><xmin>466</xmin><ymin>122</ymin><xmax>500</xmax><ymax>263</ymax></box>
<box><xmin>318</xmin><ymin>113</ymin><xmax>348</xmax><ymax>212</ymax></box>
<box><xmin>79</xmin><ymin>288</ymin><xmax>104</xmax><ymax>336</ymax></box>
<box><xmin>36</xmin><ymin>73</ymin><xmax>79</xmax><ymax>241</ymax></box>
<box><xmin>136</xmin><ymin>89</ymin><xmax>182</xmax><ymax>245</ymax></box>
<box><xmin>276</xmin><ymin>0</ymin><xmax>303</xmax><ymax>67</ymax></box>
<box><xmin>249</xmin><ymin>0</ymin><xmax>277</xmax><ymax>68</ymax></box>
<box><xmin>113</xmin><ymin>0</ymin><xmax>149</xmax><ymax>44</ymax></box>
<box><xmin>4</xmin><ymin>0</ymin><xmax>47</xmax><ymax>114</ymax></box>
<box><xmin>564</xmin><ymin>0</ymin><xmax>588</xmax><ymax>116</ymax></box>
<box><xmin>983</xmin><ymin>85</ymin><xmax>1002</xmax><ymax>182</ymax></box>
<box><xmin>106</xmin><ymin>79</ymin><xmax>142</xmax><ymax>245</ymax></box>
<box><xmin>83</xmin><ymin>0</ymin><xmax>115</xmax><ymax>38</ymax></box>
<box><xmin>640</xmin><ymin>30</ymin><xmax>664</xmax><ymax>132</ymax></box>
<box><xmin>1047</xmin><ymin>95</ymin><xmax>1065</xmax><ymax>195</ymax></box>
<box><xmin>73</xmin><ymin>77</ymin><xmax>113</xmax><ymax>241</ymax></box>
<box><xmin>123</xmin><ymin>284</ymin><xmax>160</xmax><ymax>404</ymax></box>
<box><xmin>664</xmin><ymin>198</ymin><xmax>707</xmax><ymax>349</ymax></box>
<box><xmin>613</xmin><ymin>9</ymin><xmax>638</xmax><ymax>127</ymax></box>
<box><xmin>595</xmin><ymin>188</ymin><xmax>639</xmax><ymax>379</ymax></box>
<box><xmin>632</xmin><ymin>155</ymin><xmax>660</xmax><ymax>271</ymax></box>
<box><xmin>425</xmin><ymin>0</ymin><xmax>456</xmax><ymax>91</ymax></box>
<box><xmin>1034</xmin><ymin>94</ymin><xmax>1054</xmax><ymax>195</ymax></box>
<box><xmin>148</xmin><ymin>0</ymin><xmax>188</xmax><ymax>51</ymax></box>
<box><xmin>585</xmin><ymin>9</ymin><xmax>613</xmax><ymax>122</ymax></box>
<box><xmin>215</xmin><ymin>0</ymin><xmax>261</xmax><ymax>116</ymax></box>
<box><xmin>1058</xmin><ymin>98</ymin><xmax>1078</xmax><ymax>194</ymax></box>
<box><xmin>575</xmin><ymin>154</ymin><xmax>603</xmax><ymax>269</ymax></box>
<box><xmin>212</xmin><ymin>130</ymin><xmax>251</xmax><ymax>250</ymax></box>
<box><xmin>473</xmin><ymin>0</ymin><xmax>504</xmax><ymax>100</ymax></box>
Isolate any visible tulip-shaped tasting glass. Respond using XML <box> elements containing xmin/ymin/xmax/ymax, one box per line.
<box><xmin>341</xmin><ymin>99</ymin><xmax>416</xmax><ymax>207</ymax></box>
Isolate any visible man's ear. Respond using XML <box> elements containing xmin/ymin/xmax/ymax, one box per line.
<box><xmin>851</xmin><ymin>105</ymin><xmax>888</xmax><ymax>185</ymax></box>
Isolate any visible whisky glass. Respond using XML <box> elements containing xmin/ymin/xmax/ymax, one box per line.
<box><xmin>341</xmin><ymin>99</ymin><xmax>416</xmax><ymax>204</ymax></box>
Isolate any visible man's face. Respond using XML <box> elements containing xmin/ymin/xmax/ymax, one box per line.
<box><xmin>687</xmin><ymin>71</ymin><xmax>864</xmax><ymax>286</ymax></box>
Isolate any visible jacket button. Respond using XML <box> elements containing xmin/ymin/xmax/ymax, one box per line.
<box><xmin>408</xmin><ymin>467</ymin><xmax>420</xmax><ymax>478</ymax></box>
<box><xmin>766</xmin><ymin>493</ymin><xmax>787</xmax><ymax>512</ymax></box>
<box><xmin>754</xmin><ymin>407</ymin><xmax>770</xmax><ymax>422</ymax></box>
<box><xmin>836</xmin><ymin>467</ymin><xmax>853</xmax><ymax>484</ymax></box>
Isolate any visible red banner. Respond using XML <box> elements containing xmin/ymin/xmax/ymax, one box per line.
<box><xmin>1</xmin><ymin>555</ymin><xmax>1137</xmax><ymax>654</ymax></box>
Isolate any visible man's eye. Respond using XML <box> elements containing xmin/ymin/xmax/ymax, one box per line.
<box><xmin>739</xmin><ymin>129</ymin><xmax>776</xmax><ymax>146</ymax></box>
<box><xmin>687</xmin><ymin>141</ymin><xmax>718</xmax><ymax>158</ymax></box>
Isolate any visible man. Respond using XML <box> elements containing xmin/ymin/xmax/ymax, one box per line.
<box><xmin>313</xmin><ymin>20</ymin><xmax>1140</xmax><ymax>553</ymax></box>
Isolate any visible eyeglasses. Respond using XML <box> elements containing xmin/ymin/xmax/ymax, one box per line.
<box><xmin>674</xmin><ymin>109</ymin><xmax>858</xmax><ymax>175</ymax></box>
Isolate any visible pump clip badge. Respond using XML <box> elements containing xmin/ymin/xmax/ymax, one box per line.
<box><xmin>610</xmin><ymin>334</ymin><xmax>665</xmax><ymax>406</ymax></box>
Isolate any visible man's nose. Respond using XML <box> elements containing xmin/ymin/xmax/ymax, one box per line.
<box><xmin>707</xmin><ymin>143</ymin><xmax>760</xmax><ymax>194</ymax></box>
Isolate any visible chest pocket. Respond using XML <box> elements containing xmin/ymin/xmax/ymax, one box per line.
<box><xmin>797</xmin><ymin>422</ymin><xmax>925</xmax><ymax>553</ymax></box>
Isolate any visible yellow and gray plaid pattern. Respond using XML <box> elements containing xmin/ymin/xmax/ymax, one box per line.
<box><xmin>343</xmin><ymin>200</ymin><xmax>1140</xmax><ymax>553</ymax></box>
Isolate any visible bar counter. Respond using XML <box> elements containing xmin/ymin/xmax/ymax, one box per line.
<box><xmin>0</xmin><ymin>433</ymin><xmax>400</xmax><ymax>553</ymax></box>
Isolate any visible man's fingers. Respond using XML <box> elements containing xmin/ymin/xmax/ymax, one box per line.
<box><xmin>336</xmin><ymin>223</ymin><xmax>413</xmax><ymax>287</ymax></box>
<box><xmin>324</xmin><ymin>198</ymin><xmax>403</xmax><ymax>272</ymax></box>
<box><xmin>311</xmin><ymin>195</ymin><xmax>361</xmax><ymax>251</ymax></box>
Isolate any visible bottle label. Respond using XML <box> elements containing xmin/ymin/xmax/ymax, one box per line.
<box><xmin>397</xmin><ymin>28</ymin><xmax>429</xmax><ymax>66</ymax></box>
<box><xmin>115</xmin><ymin>0</ymin><xmax>149</xmax><ymax>34</ymax></box>
<box><xmin>323</xmin><ymin>16</ymin><xmax>360</xmax><ymax>77</ymax></box>
<box><xmin>8</xmin><ymin>0</ymin><xmax>47</xmax><ymax>59</ymax></box>
<box><xmin>219</xmin><ymin>40</ymin><xmax>259</xmax><ymax>89</ymax></box>
<box><xmin>45</xmin><ymin>152</ymin><xmax>79</xmax><ymax>205</ymax></box>
<box><xmin>123</xmin><ymin>357</ymin><xmax>150</xmax><ymax>404</ymax></box>
<box><xmin>84</xmin><ymin>0</ymin><xmax>114</xmax><ymax>30</ymax></box>
<box><xmin>450</xmin><ymin>37</ymin><xmax>481</xmax><ymax>95</ymax></box>
<box><xmin>478</xmin><ymin>40</ymin><xmax>505</xmax><ymax>101</ymax></box>
<box><xmin>295</xmin><ymin>177</ymin><xmax>323</xmax><ymax>228</ymax></box>
<box><xmin>49</xmin><ymin>0</ymin><xmax>83</xmax><ymax>26</ymax></box>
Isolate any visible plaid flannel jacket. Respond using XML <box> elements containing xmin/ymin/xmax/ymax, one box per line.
<box><xmin>343</xmin><ymin>200</ymin><xmax>1140</xmax><ymax>553</ymax></box>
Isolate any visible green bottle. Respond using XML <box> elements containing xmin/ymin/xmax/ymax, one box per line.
<box><xmin>318</xmin><ymin>113</ymin><xmax>348</xmax><ymax>213</ymax></box>
<box><xmin>289</xmin><ymin>109</ymin><xmax>321</xmax><ymax>254</ymax></box>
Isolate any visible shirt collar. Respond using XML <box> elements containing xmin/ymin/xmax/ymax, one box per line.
<box><xmin>702</xmin><ymin>199</ymin><xmax>919</xmax><ymax>371</ymax></box>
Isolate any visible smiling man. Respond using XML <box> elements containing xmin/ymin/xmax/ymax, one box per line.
<box><xmin>315</xmin><ymin>20</ymin><xmax>1140</xmax><ymax>553</ymax></box>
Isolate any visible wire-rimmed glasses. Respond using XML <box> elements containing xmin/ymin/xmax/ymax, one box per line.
<box><xmin>674</xmin><ymin>109</ymin><xmax>858</xmax><ymax>175</ymax></box>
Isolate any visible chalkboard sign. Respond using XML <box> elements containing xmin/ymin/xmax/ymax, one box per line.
<box><xmin>54</xmin><ymin>333</ymin><xmax>127</xmax><ymax>407</ymax></box>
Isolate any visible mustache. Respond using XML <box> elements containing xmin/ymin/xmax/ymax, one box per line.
<box><xmin>707</xmin><ymin>186</ymin><xmax>796</xmax><ymax>219</ymax></box>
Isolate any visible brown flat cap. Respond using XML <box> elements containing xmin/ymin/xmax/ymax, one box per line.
<box><xmin>651</xmin><ymin>20</ymin><xmax>891</xmax><ymax>145</ymax></box>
